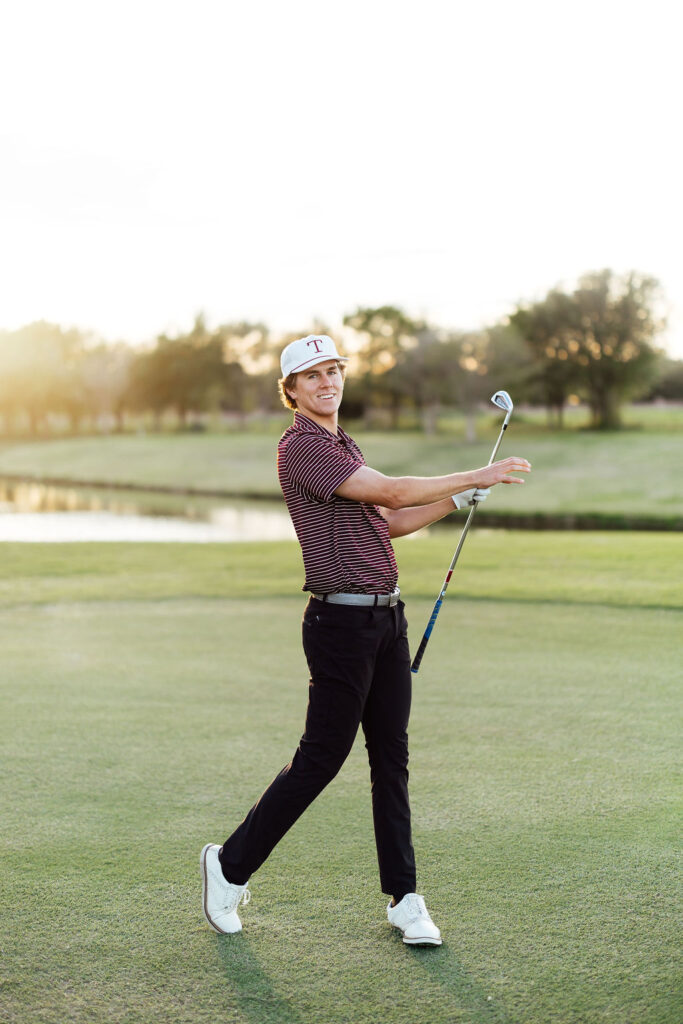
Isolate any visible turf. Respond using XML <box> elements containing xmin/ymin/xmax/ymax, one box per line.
<box><xmin>1</xmin><ymin>536</ymin><xmax>681</xmax><ymax>1024</ymax></box>
<box><xmin>1</xmin><ymin>533</ymin><xmax>681</xmax><ymax>610</ymax></box>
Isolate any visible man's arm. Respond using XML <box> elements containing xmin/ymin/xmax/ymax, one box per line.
<box><xmin>377</xmin><ymin>497</ymin><xmax>459</xmax><ymax>538</ymax></box>
<box><xmin>334</xmin><ymin>457</ymin><xmax>530</xmax><ymax>511</ymax></box>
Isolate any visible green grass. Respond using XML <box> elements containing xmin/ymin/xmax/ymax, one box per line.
<box><xmin>1</xmin><ymin>535</ymin><xmax>681</xmax><ymax>1023</ymax></box>
<box><xmin>0</xmin><ymin>421</ymin><xmax>682</xmax><ymax>521</ymax></box>
<box><xmin>0</xmin><ymin>533</ymin><xmax>681</xmax><ymax>609</ymax></box>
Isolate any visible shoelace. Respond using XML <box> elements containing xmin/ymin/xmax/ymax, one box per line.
<box><xmin>221</xmin><ymin>885</ymin><xmax>251</xmax><ymax>912</ymax></box>
<box><xmin>401</xmin><ymin>893</ymin><xmax>430</xmax><ymax>921</ymax></box>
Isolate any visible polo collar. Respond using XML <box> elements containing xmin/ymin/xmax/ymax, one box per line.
<box><xmin>293</xmin><ymin>411</ymin><xmax>351</xmax><ymax>444</ymax></box>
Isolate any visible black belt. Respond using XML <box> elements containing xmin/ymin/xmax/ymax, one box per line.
<box><xmin>311</xmin><ymin>588</ymin><xmax>400</xmax><ymax>607</ymax></box>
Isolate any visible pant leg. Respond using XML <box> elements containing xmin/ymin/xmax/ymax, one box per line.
<box><xmin>219</xmin><ymin>600</ymin><xmax>379</xmax><ymax>884</ymax></box>
<box><xmin>361</xmin><ymin>600</ymin><xmax>416</xmax><ymax>898</ymax></box>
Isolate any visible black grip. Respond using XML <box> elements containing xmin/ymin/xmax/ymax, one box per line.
<box><xmin>411</xmin><ymin>634</ymin><xmax>429</xmax><ymax>674</ymax></box>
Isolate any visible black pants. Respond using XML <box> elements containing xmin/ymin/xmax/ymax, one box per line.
<box><xmin>219</xmin><ymin>597</ymin><xmax>416</xmax><ymax>899</ymax></box>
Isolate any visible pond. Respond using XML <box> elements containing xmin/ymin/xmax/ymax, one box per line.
<box><xmin>0</xmin><ymin>480</ymin><xmax>297</xmax><ymax>542</ymax></box>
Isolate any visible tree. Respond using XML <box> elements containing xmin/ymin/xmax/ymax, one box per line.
<box><xmin>80</xmin><ymin>342</ymin><xmax>133</xmax><ymax>431</ymax></box>
<box><xmin>0</xmin><ymin>321</ymin><xmax>87</xmax><ymax>434</ymax></box>
<box><xmin>483</xmin><ymin>322</ymin><xmax>537</xmax><ymax>405</ymax></box>
<box><xmin>509</xmin><ymin>290</ymin><xmax>584</xmax><ymax>427</ymax></box>
<box><xmin>344</xmin><ymin>306</ymin><xmax>420</xmax><ymax>374</ymax></box>
<box><xmin>124</xmin><ymin>315</ymin><xmax>250</xmax><ymax>428</ymax></box>
<box><xmin>343</xmin><ymin>306</ymin><xmax>422</xmax><ymax>426</ymax></box>
<box><xmin>571</xmin><ymin>270</ymin><xmax>663</xmax><ymax>428</ymax></box>
<box><xmin>646</xmin><ymin>357</ymin><xmax>683</xmax><ymax>401</ymax></box>
<box><xmin>399</xmin><ymin>329</ymin><xmax>490</xmax><ymax>438</ymax></box>
<box><xmin>392</xmin><ymin>326</ymin><xmax>448</xmax><ymax>433</ymax></box>
<box><xmin>215</xmin><ymin>321</ymin><xmax>272</xmax><ymax>417</ymax></box>
<box><xmin>125</xmin><ymin>345</ymin><xmax>166</xmax><ymax>427</ymax></box>
<box><xmin>159</xmin><ymin>318</ymin><xmax>232</xmax><ymax>427</ymax></box>
<box><xmin>511</xmin><ymin>271</ymin><xmax>664</xmax><ymax>429</ymax></box>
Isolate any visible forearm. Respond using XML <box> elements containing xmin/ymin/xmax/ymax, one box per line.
<box><xmin>382</xmin><ymin>471</ymin><xmax>481</xmax><ymax>509</ymax></box>
<box><xmin>335</xmin><ymin>465</ymin><xmax>482</xmax><ymax>511</ymax></box>
<box><xmin>380</xmin><ymin>496</ymin><xmax>458</xmax><ymax>538</ymax></box>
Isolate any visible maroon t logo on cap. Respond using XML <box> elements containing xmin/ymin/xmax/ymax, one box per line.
<box><xmin>307</xmin><ymin>338</ymin><xmax>324</xmax><ymax>354</ymax></box>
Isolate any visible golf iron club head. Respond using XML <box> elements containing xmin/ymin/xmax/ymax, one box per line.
<box><xmin>491</xmin><ymin>390</ymin><xmax>513</xmax><ymax>414</ymax></box>
<box><xmin>491</xmin><ymin>390</ymin><xmax>513</xmax><ymax>425</ymax></box>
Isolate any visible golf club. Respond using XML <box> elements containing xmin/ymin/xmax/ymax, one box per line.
<box><xmin>410</xmin><ymin>390</ymin><xmax>514</xmax><ymax>674</ymax></box>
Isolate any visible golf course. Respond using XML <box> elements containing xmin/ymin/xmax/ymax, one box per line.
<box><xmin>1</xmin><ymin>418</ymin><xmax>681</xmax><ymax>1023</ymax></box>
<box><xmin>5</xmin><ymin>0</ymin><xmax>683</xmax><ymax>1016</ymax></box>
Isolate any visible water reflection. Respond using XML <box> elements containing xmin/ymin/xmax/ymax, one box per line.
<box><xmin>0</xmin><ymin>480</ymin><xmax>296</xmax><ymax>542</ymax></box>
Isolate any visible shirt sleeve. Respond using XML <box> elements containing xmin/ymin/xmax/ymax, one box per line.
<box><xmin>281</xmin><ymin>433</ymin><xmax>361</xmax><ymax>502</ymax></box>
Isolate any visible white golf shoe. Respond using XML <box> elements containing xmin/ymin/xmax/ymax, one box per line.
<box><xmin>200</xmin><ymin>844</ymin><xmax>251</xmax><ymax>934</ymax></box>
<box><xmin>387</xmin><ymin>893</ymin><xmax>442</xmax><ymax>946</ymax></box>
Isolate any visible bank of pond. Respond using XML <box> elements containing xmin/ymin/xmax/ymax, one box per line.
<box><xmin>1</xmin><ymin>476</ymin><xmax>680</xmax><ymax>542</ymax></box>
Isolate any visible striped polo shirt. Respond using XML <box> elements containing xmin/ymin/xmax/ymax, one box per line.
<box><xmin>277</xmin><ymin>412</ymin><xmax>399</xmax><ymax>594</ymax></box>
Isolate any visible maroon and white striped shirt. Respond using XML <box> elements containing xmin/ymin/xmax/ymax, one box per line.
<box><xmin>277</xmin><ymin>412</ymin><xmax>398</xmax><ymax>594</ymax></box>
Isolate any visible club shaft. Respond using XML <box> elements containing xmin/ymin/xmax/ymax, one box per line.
<box><xmin>410</xmin><ymin>418</ymin><xmax>509</xmax><ymax>674</ymax></box>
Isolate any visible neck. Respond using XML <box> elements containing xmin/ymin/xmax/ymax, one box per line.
<box><xmin>298</xmin><ymin>409</ymin><xmax>338</xmax><ymax>434</ymax></box>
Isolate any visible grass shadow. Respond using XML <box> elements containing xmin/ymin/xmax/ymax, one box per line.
<box><xmin>400</xmin><ymin>938</ymin><xmax>514</xmax><ymax>1024</ymax></box>
<box><xmin>213</xmin><ymin>934</ymin><xmax>305</xmax><ymax>1024</ymax></box>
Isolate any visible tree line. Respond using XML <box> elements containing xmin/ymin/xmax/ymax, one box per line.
<box><xmin>0</xmin><ymin>269</ymin><xmax>681</xmax><ymax>436</ymax></box>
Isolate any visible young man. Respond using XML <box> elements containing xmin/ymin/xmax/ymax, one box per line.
<box><xmin>201</xmin><ymin>334</ymin><xmax>530</xmax><ymax>945</ymax></box>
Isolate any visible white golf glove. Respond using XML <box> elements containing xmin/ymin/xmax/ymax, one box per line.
<box><xmin>452</xmin><ymin>487</ymin><xmax>491</xmax><ymax>509</ymax></box>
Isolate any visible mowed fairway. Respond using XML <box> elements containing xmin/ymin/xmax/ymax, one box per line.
<box><xmin>1</xmin><ymin>535</ymin><xmax>681</xmax><ymax>1024</ymax></box>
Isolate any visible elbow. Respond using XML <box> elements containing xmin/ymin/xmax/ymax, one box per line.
<box><xmin>383</xmin><ymin>479</ymin><xmax>406</xmax><ymax>510</ymax></box>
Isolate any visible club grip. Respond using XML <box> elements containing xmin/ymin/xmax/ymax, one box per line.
<box><xmin>410</xmin><ymin>597</ymin><xmax>443</xmax><ymax>674</ymax></box>
<box><xmin>410</xmin><ymin>634</ymin><xmax>429</xmax><ymax>674</ymax></box>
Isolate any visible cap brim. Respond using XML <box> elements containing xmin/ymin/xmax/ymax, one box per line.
<box><xmin>286</xmin><ymin>353</ymin><xmax>349</xmax><ymax>374</ymax></box>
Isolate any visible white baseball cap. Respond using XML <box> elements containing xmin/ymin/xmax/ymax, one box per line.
<box><xmin>280</xmin><ymin>335</ymin><xmax>348</xmax><ymax>377</ymax></box>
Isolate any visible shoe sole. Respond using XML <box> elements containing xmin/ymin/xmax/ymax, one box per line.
<box><xmin>200</xmin><ymin>843</ymin><xmax>230</xmax><ymax>934</ymax></box>
<box><xmin>390</xmin><ymin>922</ymin><xmax>442</xmax><ymax>946</ymax></box>
<box><xmin>402</xmin><ymin>935</ymin><xmax>443</xmax><ymax>946</ymax></box>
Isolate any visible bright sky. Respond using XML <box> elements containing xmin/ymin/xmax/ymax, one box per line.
<box><xmin>1</xmin><ymin>0</ymin><xmax>681</xmax><ymax>356</ymax></box>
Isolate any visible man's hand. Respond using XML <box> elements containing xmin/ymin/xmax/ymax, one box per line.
<box><xmin>452</xmin><ymin>487</ymin><xmax>491</xmax><ymax>509</ymax></box>
<box><xmin>475</xmin><ymin>456</ymin><xmax>531</xmax><ymax>488</ymax></box>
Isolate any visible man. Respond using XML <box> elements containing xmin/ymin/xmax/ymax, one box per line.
<box><xmin>201</xmin><ymin>334</ymin><xmax>530</xmax><ymax>945</ymax></box>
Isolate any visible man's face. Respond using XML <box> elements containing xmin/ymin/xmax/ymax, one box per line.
<box><xmin>287</xmin><ymin>360</ymin><xmax>344</xmax><ymax>421</ymax></box>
